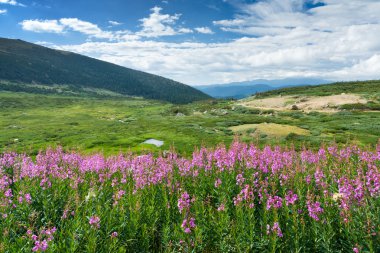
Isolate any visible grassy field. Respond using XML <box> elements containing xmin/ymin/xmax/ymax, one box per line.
<box><xmin>1</xmin><ymin>89</ymin><xmax>380</xmax><ymax>155</ymax></box>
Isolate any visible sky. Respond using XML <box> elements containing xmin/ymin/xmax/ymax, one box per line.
<box><xmin>1</xmin><ymin>0</ymin><xmax>380</xmax><ymax>86</ymax></box>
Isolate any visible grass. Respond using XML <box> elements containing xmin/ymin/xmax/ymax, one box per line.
<box><xmin>1</xmin><ymin>91</ymin><xmax>380</xmax><ymax>156</ymax></box>
<box><xmin>255</xmin><ymin>80</ymin><xmax>380</xmax><ymax>98</ymax></box>
<box><xmin>229</xmin><ymin>123</ymin><xmax>310</xmax><ymax>137</ymax></box>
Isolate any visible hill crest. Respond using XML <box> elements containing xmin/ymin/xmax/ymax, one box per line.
<box><xmin>0</xmin><ymin>38</ymin><xmax>210</xmax><ymax>104</ymax></box>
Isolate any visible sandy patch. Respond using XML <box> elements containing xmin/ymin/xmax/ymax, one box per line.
<box><xmin>239</xmin><ymin>94</ymin><xmax>367</xmax><ymax>112</ymax></box>
<box><xmin>229</xmin><ymin>123</ymin><xmax>310</xmax><ymax>137</ymax></box>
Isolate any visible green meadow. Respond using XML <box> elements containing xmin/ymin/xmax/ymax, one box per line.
<box><xmin>1</xmin><ymin>88</ymin><xmax>380</xmax><ymax>156</ymax></box>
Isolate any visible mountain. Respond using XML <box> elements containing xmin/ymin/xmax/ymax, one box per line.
<box><xmin>197</xmin><ymin>78</ymin><xmax>329</xmax><ymax>99</ymax></box>
<box><xmin>197</xmin><ymin>83</ymin><xmax>274</xmax><ymax>99</ymax></box>
<box><xmin>0</xmin><ymin>38</ymin><xmax>210</xmax><ymax>104</ymax></box>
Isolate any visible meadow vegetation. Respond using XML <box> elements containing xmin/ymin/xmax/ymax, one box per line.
<box><xmin>0</xmin><ymin>141</ymin><xmax>379</xmax><ymax>252</ymax></box>
<box><xmin>1</xmin><ymin>90</ymin><xmax>380</xmax><ymax>156</ymax></box>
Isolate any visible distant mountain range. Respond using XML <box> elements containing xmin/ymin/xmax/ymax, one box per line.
<box><xmin>0</xmin><ymin>38</ymin><xmax>210</xmax><ymax>104</ymax></box>
<box><xmin>197</xmin><ymin>78</ymin><xmax>330</xmax><ymax>99</ymax></box>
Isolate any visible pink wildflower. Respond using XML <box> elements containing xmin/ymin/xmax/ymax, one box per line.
<box><xmin>89</xmin><ymin>215</ymin><xmax>100</xmax><ymax>228</ymax></box>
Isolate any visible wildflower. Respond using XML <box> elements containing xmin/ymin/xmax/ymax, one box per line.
<box><xmin>307</xmin><ymin>201</ymin><xmax>324</xmax><ymax>221</ymax></box>
<box><xmin>177</xmin><ymin>191</ymin><xmax>191</xmax><ymax>214</ymax></box>
<box><xmin>85</xmin><ymin>189</ymin><xmax>96</xmax><ymax>202</ymax></box>
<box><xmin>89</xmin><ymin>216</ymin><xmax>100</xmax><ymax>229</ymax></box>
<box><xmin>5</xmin><ymin>189</ymin><xmax>12</xmax><ymax>198</ymax></box>
<box><xmin>111</xmin><ymin>232</ymin><xmax>118</xmax><ymax>238</ymax></box>
<box><xmin>32</xmin><ymin>240</ymin><xmax>48</xmax><ymax>252</ymax></box>
<box><xmin>332</xmin><ymin>193</ymin><xmax>344</xmax><ymax>201</ymax></box>
<box><xmin>272</xmin><ymin>222</ymin><xmax>283</xmax><ymax>238</ymax></box>
<box><xmin>217</xmin><ymin>203</ymin><xmax>225</xmax><ymax>212</ymax></box>
<box><xmin>353</xmin><ymin>247</ymin><xmax>359</xmax><ymax>253</ymax></box>
<box><xmin>266</xmin><ymin>195</ymin><xmax>283</xmax><ymax>210</ymax></box>
<box><xmin>181</xmin><ymin>217</ymin><xmax>196</xmax><ymax>234</ymax></box>
<box><xmin>267</xmin><ymin>222</ymin><xmax>283</xmax><ymax>237</ymax></box>
<box><xmin>236</xmin><ymin>174</ymin><xmax>245</xmax><ymax>186</ymax></box>
<box><xmin>214</xmin><ymin>178</ymin><xmax>222</xmax><ymax>188</ymax></box>
<box><xmin>285</xmin><ymin>191</ymin><xmax>298</xmax><ymax>206</ymax></box>
<box><xmin>25</xmin><ymin>193</ymin><xmax>32</xmax><ymax>204</ymax></box>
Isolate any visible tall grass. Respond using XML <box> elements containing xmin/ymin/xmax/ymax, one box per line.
<box><xmin>1</xmin><ymin>141</ymin><xmax>379</xmax><ymax>252</ymax></box>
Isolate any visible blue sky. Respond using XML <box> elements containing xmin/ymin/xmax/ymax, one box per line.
<box><xmin>1</xmin><ymin>0</ymin><xmax>380</xmax><ymax>85</ymax></box>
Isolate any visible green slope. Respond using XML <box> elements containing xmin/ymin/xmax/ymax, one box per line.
<box><xmin>255</xmin><ymin>80</ymin><xmax>380</xmax><ymax>98</ymax></box>
<box><xmin>0</xmin><ymin>38</ymin><xmax>210</xmax><ymax>104</ymax></box>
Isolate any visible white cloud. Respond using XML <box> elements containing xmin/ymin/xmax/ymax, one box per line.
<box><xmin>0</xmin><ymin>9</ymin><xmax>6</xmax><ymax>14</ymax></box>
<box><xmin>20</xmin><ymin>18</ymin><xmax>137</xmax><ymax>41</ymax></box>
<box><xmin>60</xmin><ymin>18</ymin><xmax>116</xmax><ymax>40</ymax></box>
<box><xmin>331</xmin><ymin>54</ymin><xmax>380</xmax><ymax>80</ymax></box>
<box><xmin>108</xmin><ymin>20</ymin><xmax>122</xmax><ymax>26</ymax></box>
<box><xmin>20</xmin><ymin>19</ymin><xmax>65</xmax><ymax>33</ymax></box>
<box><xmin>178</xmin><ymin>28</ymin><xmax>193</xmax><ymax>34</ymax></box>
<box><xmin>20</xmin><ymin>7</ymin><xmax>193</xmax><ymax>40</ymax></box>
<box><xmin>53</xmin><ymin>20</ymin><xmax>380</xmax><ymax>85</ymax></box>
<box><xmin>0</xmin><ymin>0</ymin><xmax>25</xmax><ymax>7</ymax></box>
<box><xmin>137</xmin><ymin>6</ymin><xmax>191</xmax><ymax>37</ymax></box>
<box><xmin>194</xmin><ymin>27</ymin><xmax>214</xmax><ymax>34</ymax></box>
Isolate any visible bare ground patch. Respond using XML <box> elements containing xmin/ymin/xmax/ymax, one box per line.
<box><xmin>229</xmin><ymin>123</ymin><xmax>310</xmax><ymax>137</ymax></box>
<box><xmin>239</xmin><ymin>94</ymin><xmax>367</xmax><ymax>112</ymax></box>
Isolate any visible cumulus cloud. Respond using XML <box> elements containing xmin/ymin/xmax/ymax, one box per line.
<box><xmin>60</xmin><ymin>18</ymin><xmax>116</xmax><ymax>40</ymax></box>
<box><xmin>194</xmin><ymin>27</ymin><xmax>214</xmax><ymax>34</ymax></box>
<box><xmin>331</xmin><ymin>54</ymin><xmax>380</xmax><ymax>80</ymax></box>
<box><xmin>0</xmin><ymin>9</ymin><xmax>6</xmax><ymax>14</ymax></box>
<box><xmin>20</xmin><ymin>19</ymin><xmax>65</xmax><ymax>33</ymax></box>
<box><xmin>20</xmin><ymin>7</ymin><xmax>192</xmax><ymax>40</ymax></box>
<box><xmin>20</xmin><ymin>18</ymin><xmax>137</xmax><ymax>41</ymax></box>
<box><xmin>137</xmin><ymin>6</ymin><xmax>192</xmax><ymax>37</ymax></box>
<box><xmin>0</xmin><ymin>0</ymin><xmax>24</xmax><ymax>6</ymax></box>
<box><xmin>53</xmin><ymin>20</ymin><xmax>380</xmax><ymax>85</ymax></box>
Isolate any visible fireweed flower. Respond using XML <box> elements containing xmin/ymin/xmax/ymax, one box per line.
<box><xmin>24</xmin><ymin>193</ymin><xmax>32</xmax><ymax>204</ymax></box>
<box><xmin>266</xmin><ymin>195</ymin><xmax>283</xmax><ymax>210</ymax></box>
<box><xmin>236</xmin><ymin>174</ymin><xmax>245</xmax><ymax>186</ymax></box>
<box><xmin>111</xmin><ymin>232</ymin><xmax>118</xmax><ymax>238</ymax></box>
<box><xmin>177</xmin><ymin>191</ymin><xmax>191</xmax><ymax>214</ymax></box>
<box><xmin>89</xmin><ymin>216</ymin><xmax>100</xmax><ymax>229</ymax></box>
<box><xmin>272</xmin><ymin>222</ymin><xmax>283</xmax><ymax>238</ymax></box>
<box><xmin>32</xmin><ymin>240</ymin><xmax>48</xmax><ymax>252</ymax></box>
<box><xmin>214</xmin><ymin>178</ymin><xmax>222</xmax><ymax>188</ymax></box>
<box><xmin>285</xmin><ymin>191</ymin><xmax>298</xmax><ymax>206</ymax></box>
<box><xmin>307</xmin><ymin>201</ymin><xmax>324</xmax><ymax>221</ymax></box>
<box><xmin>217</xmin><ymin>203</ymin><xmax>225</xmax><ymax>212</ymax></box>
<box><xmin>181</xmin><ymin>218</ymin><xmax>196</xmax><ymax>233</ymax></box>
<box><xmin>267</xmin><ymin>222</ymin><xmax>283</xmax><ymax>237</ymax></box>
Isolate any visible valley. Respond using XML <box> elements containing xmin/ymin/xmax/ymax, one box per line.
<box><xmin>1</xmin><ymin>80</ymin><xmax>380</xmax><ymax>156</ymax></box>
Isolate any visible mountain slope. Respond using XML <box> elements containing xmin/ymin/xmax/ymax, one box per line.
<box><xmin>197</xmin><ymin>83</ymin><xmax>274</xmax><ymax>99</ymax></box>
<box><xmin>197</xmin><ymin>78</ymin><xmax>329</xmax><ymax>99</ymax></box>
<box><xmin>0</xmin><ymin>38</ymin><xmax>210</xmax><ymax>103</ymax></box>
